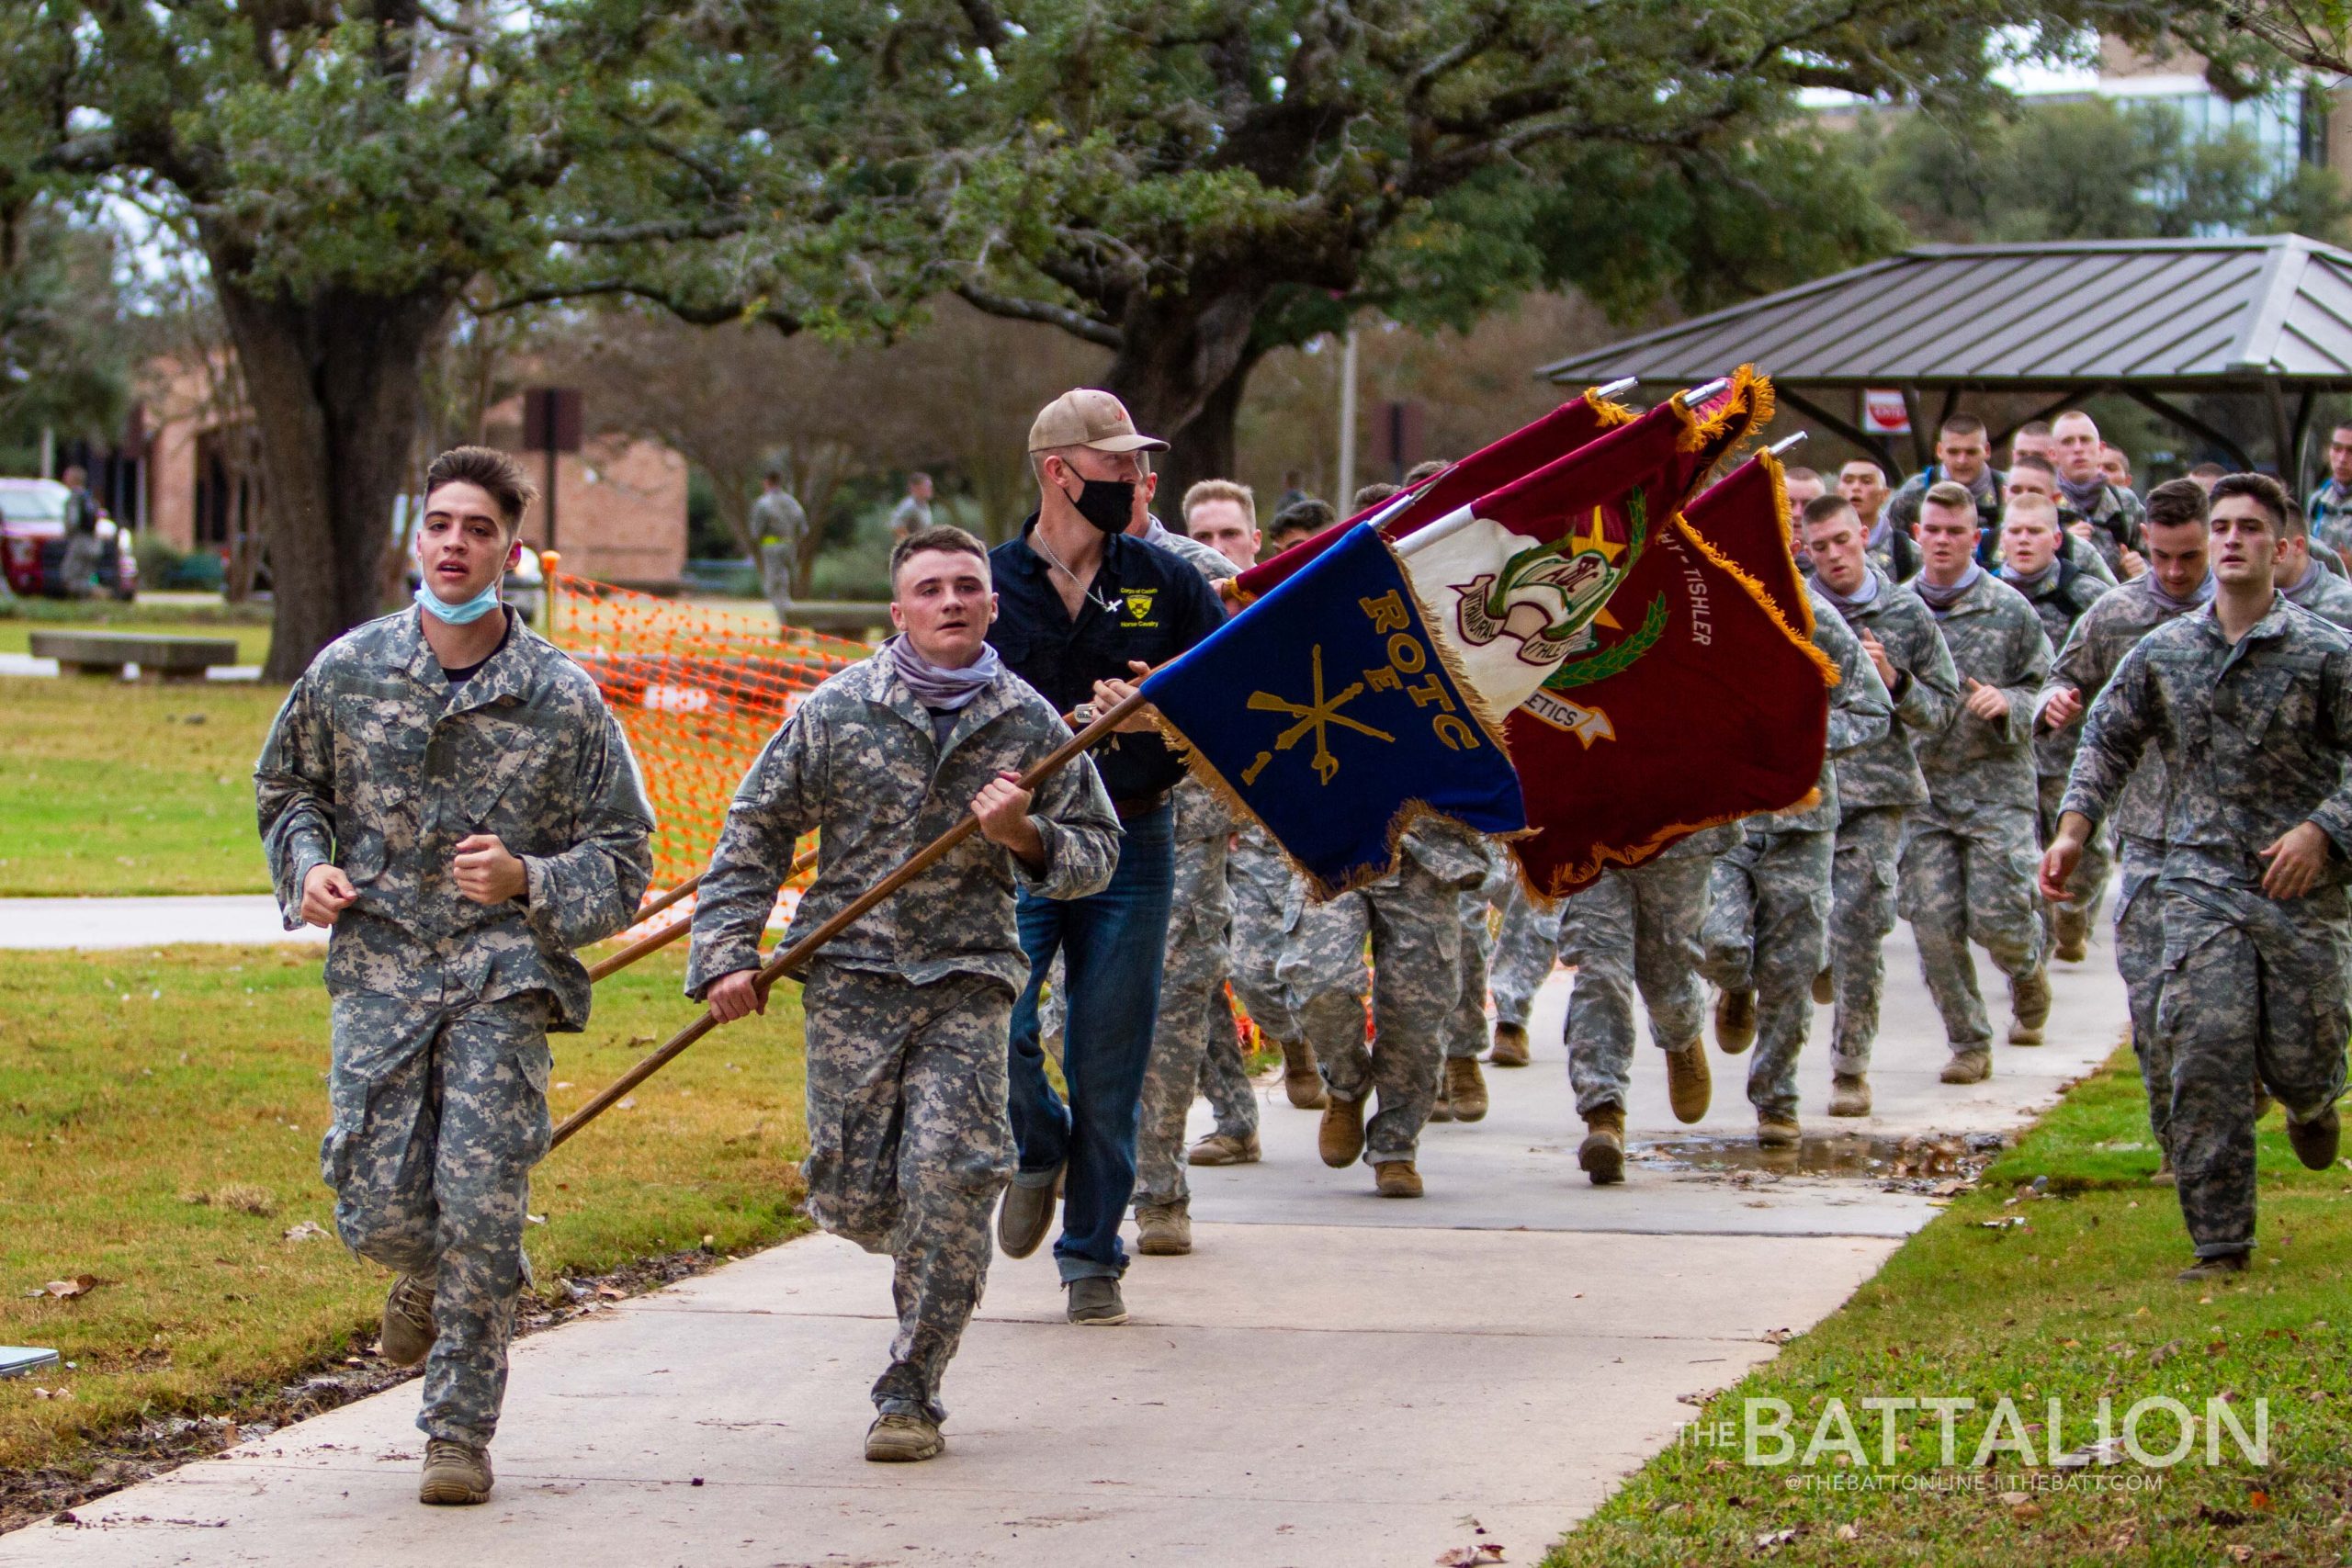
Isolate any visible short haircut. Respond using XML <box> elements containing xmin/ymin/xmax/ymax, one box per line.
<box><xmin>1839</xmin><ymin>458</ymin><xmax>1884</xmax><ymax>480</ymax></box>
<box><xmin>910</xmin><ymin>471</ymin><xmax>932</xmax><ymax>485</ymax></box>
<box><xmin>2143</xmin><ymin>477</ymin><xmax>2211</xmax><ymax>531</ymax></box>
<box><xmin>2334</xmin><ymin>422</ymin><xmax>2352</xmax><ymax>440</ymax></box>
<box><xmin>1921</xmin><ymin>479</ymin><xmax>1977</xmax><ymax>516</ymax></box>
<box><xmin>2002</xmin><ymin>493</ymin><xmax>2060</xmax><ymax>528</ymax></box>
<box><xmin>1801</xmin><ymin>494</ymin><xmax>1857</xmax><ymax>529</ymax></box>
<box><xmin>424</xmin><ymin>446</ymin><xmax>537</xmax><ymax>533</ymax></box>
<box><xmin>1781</xmin><ymin>466</ymin><xmax>1820</xmax><ymax>486</ymax></box>
<box><xmin>1352</xmin><ymin>482</ymin><xmax>1401</xmax><ymax>508</ymax></box>
<box><xmin>1182</xmin><ymin>479</ymin><xmax>1256</xmax><ymax>526</ymax></box>
<box><xmin>1403</xmin><ymin>459</ymin><xmax>1450</xmax><ymax>486</ymax></box>
<box><xmin>2187</xmin><ymin>461</ymin><xmax>2227</xmax><ymax>480</ymax></box>
<box><xmin>2209</xmin><ymin>471</ymin><xmax>2289</xmax><ymax>531</ymax></box>
<box><xmin>2052</xmin><ymin>409</ymin><xmax>2099</xmax><ymax>434</ymax></box>
<box><xmin>1269</xmin><ymin>498</ymin><xmax>1335</xmax><ymax>537</ymax></box>
<box><xmin>1939</xmin><ymin>414</ymin><xmax>1988</xmax><ymax>440</ymax></box>
<box><xmin>2009</xmin><ymin>453</ymin><xmax>2057</xmax><ymax>479</ymax></box>
<box><xmin>2284</xmin><ymin>498</ymin><xmax>2311</xmax><ymax>538</ymax></box>
<box><xmin>2016</xmin><ymin>420</ymin><xmax>2052</xmax><ymax>439</ymax></box>
<box><xmin>888</xmin><ymin>523</ymin><xmax>990</xmax><ymax>592</ymax></box>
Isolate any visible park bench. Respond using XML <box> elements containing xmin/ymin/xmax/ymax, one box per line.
<box><xmin>28</xmin><ymin>629</ymin><xmax>241</xmax><ymax>682</ymax></box>
<box><xmin>785</xmin><ymin>602</ymin><xmax>892</xmax><ymax>639</ymax></box>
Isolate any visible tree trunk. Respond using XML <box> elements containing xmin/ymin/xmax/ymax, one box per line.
<box><xmin>211</xmin><ymin>269</ymin><xmax>455</xmax><ymax>682</ymax></box>
<box><xmin>1102</xmin><ymin>284</ymin><xmax>1266</xmax><ymax>522</ymax></box>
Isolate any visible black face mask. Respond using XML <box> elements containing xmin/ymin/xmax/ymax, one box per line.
<box><xmin>1068</xmin><ymin>477</ymin><xmax>1136</xmax><ymax>535</ymax></box>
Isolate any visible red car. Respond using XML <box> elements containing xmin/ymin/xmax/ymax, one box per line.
<box><xmin>0</xmin><ymin>478</ymin><xmax>137</xmax><ymax>599</ymax></box>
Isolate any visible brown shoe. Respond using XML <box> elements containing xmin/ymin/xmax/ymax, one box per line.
<box><xmin>2177</xmin><ymin>1251</ymin><xmax>2249</xmax><ymax>1283</ymax></box>
<box><xmin>1826</xmin><ymin>1074</ymin><xmax>1871</xmax><ymax>1118</ymax></box>
<box><xmin>380</xmin><ymin>1273</ymin><xmax>435</xmax><ymax>1369</ymax></box>
<box><xmin>1445</xmin><ymin>1056</ymin><xmax>1489</xmax><ymax>1122</ymax></box>
<box><xmin>1135</xmin><ymin>1200</ymin><xmax>1193</xmax><ymax>1256</ymax></box>
<box><xmin>1940</xmin><ymin>1050</ymin><xmax>1992</xmax><ymax>1086</ymax></box>
<box><xmin>2053</xmin><ymin>904</ymin><xmax>2089</xmax><ymax>964</ymax></box>
<box><xmin>2011</xmin><ymin>965</ymin><xmax>2051</xmax><ymax>1031</ymax></box>
<box><xmin>2148</xmin><ymin>1152</ymin><xmax>2176</xmax><ymax>1187</ymax></box>
<box><xmin>418</xmin><ymin>1438</ymin><xmax>492</xmax><ymax>1506</ymax></box>
<box><xmin>1714</xmin><ymin>987</ymin><xmax>1756</xmax><ymax>1055</ymax></box>
<box><xmin>1757</xmin><ymin>1111</ymin><xmax>1801</xmax><ymax>1149</ymax></box>
<box><xmin>865</xmin><ymin>1412</ymin><xmax>944</xmax><ymax>1462</ymax></box>
<box><xmin>2287</xmin><ymin>1105</ymin><xmax>2341</xmax><ymax>1172</ymax></box>
<box><xmin>1373</xmin><ymin>1159</ymin><xmax>1423</xmax><ymax>1198</ymax></box>
<box><xmin>1186</xmin><ymin>1131</ymin><xmax>1261</xmax><ymax>1167</ymax></box>
<box><xmin>1578</xmin><ymin>1103</ymin><xmax>1625</xmax><ymax>1186</ymax></box>
<box><xmin>1278</xmin><ymin>1039</ymin><xmax>1328</xmax><ymax>1109</ymax></box>
<box><xmin>1665</xmin><ymin>1041</ymin><xmax>1712</xmax><ymax>1123</ymax></box>
<box><xmin>997</xmin><ymin>1168</ymin><xmax>1061</xmax><ymax>1258</ymax></box>
<box><xmin>1488</xmin><ymin>1022</ymin><xmax>1532</xmax><ymax>1067</ymax></box>
<box><xmin>1427</xmin><ymin>1085</ymin><xmax>1455</xmax><ymax>1123</ymax></box>
<box><xmin>1318</xmin><ymin>1094</ymin><xmax>1366</xmax><ymax>1168</ymax></box>
<box><xmin>1811</xmin><ymin>968</ymin><xmax>1834</xmax><ymax>1006</ymax></box>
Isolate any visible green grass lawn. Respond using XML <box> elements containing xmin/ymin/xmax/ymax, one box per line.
<box><xmin>1549</xmin><ymin>1052</ymin><xmax>2352</xmax><ymax>1566</ymax></box>
<box><xmin>0</xmin><ymin>944</ymin><xmax>808</xmax><ymax>1475</ymax></box>
<box><xmin>0</xmin><ymin>677</ymin><xmax>285</xmax><ymax>895</ymax></box>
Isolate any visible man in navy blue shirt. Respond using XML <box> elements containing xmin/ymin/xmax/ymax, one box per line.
<box><xmin>988</xmin><ymin>389</ymin><xmax>1226</xmax><ymax>1327</ymax></box>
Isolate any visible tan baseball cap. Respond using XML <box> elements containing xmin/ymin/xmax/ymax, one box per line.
<box><xmin>1027</xmin><ymin>389</ymin><xmax>1169</xmax><ymax>455</ymax></box>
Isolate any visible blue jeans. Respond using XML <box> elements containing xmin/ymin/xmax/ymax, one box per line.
<box><xmin>1008</xmin><ymin>802</ymin><xmax>1174</xmax><ymax>1282</ymax></box>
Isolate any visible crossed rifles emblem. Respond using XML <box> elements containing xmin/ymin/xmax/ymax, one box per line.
<box><xmin>1240</xmin><ymin>645</ymin><xmax>1394</xmax><ymax>787</ymax></box>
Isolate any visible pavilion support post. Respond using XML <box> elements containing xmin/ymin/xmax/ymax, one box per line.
<box><xmin>2266</xmin><ymin>378</ymin><xmax>2297</xmax><ymax>481</ymax></box>
<box><xmin>2120</xmin><ymin>387</ymin><xmax>2256</xmax><ymax>474</ymax></box>
<box><xmin>1899</xmin><ymin>385</ymin><xmax>1931</xmax><ymax>472</ymax></box>
<box><xmin>1779</xmin><ymin>388</ymin><xmax>1902</xmax><ymax>481</ymax></box>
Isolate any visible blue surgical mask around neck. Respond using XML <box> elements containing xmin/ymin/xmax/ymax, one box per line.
<box><xmin>415</xmin><ymin>580</ymin><xmax>503</xmax><ymax>625</ymax></box>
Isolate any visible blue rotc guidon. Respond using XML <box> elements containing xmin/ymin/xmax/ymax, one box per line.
<box><xmin>1141</xmin><ymin>524</ymin><xmax>1527</xmax><ymax>897</ymax></box>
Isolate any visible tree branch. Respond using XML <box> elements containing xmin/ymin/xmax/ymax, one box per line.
<box><xmin>955</xmin><ymin>0</ymin><xmax>1007</xmax><ymax>52</ymax></box>
<box><xmin>552</xmin><ymin>214</ymin><xmax>755</xmax><ymax>246</ymax></box>
<box><xmin>954</xmin><ymin>283</ymin><xmax>1123</xmax><ymax>346</ymax></box>
<box><xmin>483</xmin><ymin>278</ymin><xmax>799</xmax><ymax>333</ymax></box>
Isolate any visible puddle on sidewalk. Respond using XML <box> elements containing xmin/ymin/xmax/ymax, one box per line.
<box><xmin>1630</xmin><ymin>1129</ymin><xmax>2007</xmax><ymax>1191</ymax></box>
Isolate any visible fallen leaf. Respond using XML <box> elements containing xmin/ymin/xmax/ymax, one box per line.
<box><xmin>1998</xmin><ymin>1492</ymin><xmax>2030</xmax><ymax>1506</ymax></box>
<box><xmin>281</xmin><ymin>1221</ymin><xmax>329</xmax><ymax>1243</ymax></box>
<box><xmin>2149</xmin><ymin>1338</ymin><xmax>2186</xmax><ymax>1367</ymax></box>
<box><xmin>1753</xmin><ymin>1527</ymin><xmax>1798</xmax><ymax>1549</ymax></box>
<box><xmin>2010</xmin><ymin>1501</ymin><xmax>2042</xmax><ymax>1521</ymax></box>
<box><xmin>594</xmin><ymin>1284</ymin><xmax>626</xmax><ymax>1300</ymax></box>
<box><xmin>2224</xmin><ymin>1546</ymin><xmax>2255</xmax><ymax>1563</ymax></box>
<box><xmin>40</xmin><ymin>1275</ymin><xmax>99</xmax><ymax>1300</ymax></box>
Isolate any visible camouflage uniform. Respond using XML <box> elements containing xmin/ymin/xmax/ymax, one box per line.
<box><xmin>1700</xmin><ymin>595</ymin><xmax>1893</xmax><ymax>1114</ymax></box>
<box><xmin>1901</xmin><ymin>570</ymin><xmax>2051</xmax><ymax>1052</ymax></box>
<box><xmin>1134</xmin><ymin>779</ymin><xmax>1238</xmax><ymax>1210</ymax></box>
<box><xmin>2010</xmin><ymin>559</ymin><xmax>2114</xmax><ymax>950</ymax></box>
<box><xmin>2059</xmin><ymin>481</ymin><xmax>2145</xmax><ymax>579</ymax></box>
<box><xmin>2307</xmin><ymin>477</ymin><xmax>2352</xmax><ymax>564</ymax></box>
<box><xmin>2282</xmin><ymin>558</ymin><xmax>2352</xmax><ymax>630</ymax></box>
<box><xmin>1561</xmin><ymin>826</ymin><xmax>1740</xmax><ymax>1117</ymax></box>
<box><xmin>1489</xmin><ymin>880</ymin><xmax>1563</xmax><ymax>1031</ymax></box>
<box><xmin>1817</xmin><ymin>570</ymin><xmax>1962</xmax><ymax>1077</ymax></box>
<box><xmin>2064</xmin><ymin>596</ymin><xmax>2352</xmax><ymax>1258</ymax></box>
<box><xmin>687</xmin><ymin>648</ymin><xmax>1120</xmax><ymax>1421</ymax></box>
<box><xmin>2040</xmin><ymin>577</ymin><xmax>2209</xmax><ymax>1145</ymax></box>
<box><xmin>1196</xmin><ymin>985</ymin><xmax>1258</xmax><ymax>1141</ymax></box>
<box><xmin>255</xmin><ymin>608</ymin><xmax>655</xmax><ymax>1447</ymax></box>
<box><xmin>1442</xmin><ymin>842</ymin><xmax>1508</xmax><ymax>1063</ymax></box>
<box><xmin>1281</xmin><ymin>820</ymin><xmax>1481</xmax><ymax>1165</ymax></box>
<box><xmin>1228</xmin><ymin>825</ymin><xmax>1304</xmax><ymax>1047</ymax></box>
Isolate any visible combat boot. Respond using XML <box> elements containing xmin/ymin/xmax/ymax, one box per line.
<box><xmin>1811</xmin><ymin>968</ymin><xmax>1834</xmax><ymax>1006</ymax></box>
<box><xmin>1445</xmin><ymin>1056</ymin><xmax>1489</xmax><ymax>1122</ymax></box>
<box><xmin>865</xmin><ymin>1413</ymin><xmax>944</xmax><ymax>1462</ymax></box>
<box><xmin>1186</xmin><ymin>1131</ymin><xmax>1261</xmax><ymax>1166</ymax></box>
<box><xmin>1826</xmin><ymin>1074</ymin><xmax>1871</xmax><ymax>1118</ymax></box>
<box><xmin>1373</xmin><ymin>1159</ymin><xmax>1423</xmax><ymax>1198</ymax></box>
<box><xmin>1278</xmin><ymin>1039</ymin><xmax>1328</xmax><ymax>1109</ymax></box>
<box><xmin>1427</xmin><ymin>1082</ymin><xmax>1455</xmax><ymax>1122</ymax></box>
<box><xmin>1940</xmin><ymin>1050</ymin><xmax>1992</xmax><ymax>1085</ymax></box>
<box><xmin>1135</xmin><ymin>1200</ymin><xmax>1193</xmax><ymax>1257</ymax></box>
<box><xmin>2176</xmin><ymin>1251</ymin><xmax>2248</xmax><ymax>1283</ymax></box>
<box><xmin>1318</xmin><ymin>1093</ymin><xmax>1366</xmax><ymax>1168</ymax></box>
<box><xmin>2052</xmin><ymin>904</ymin><xmax>2090</xmax><ymax>964</ymax></box>
<box><xmin>2009</xmin><ymin>966</ymin><xmax>2051</xmax><ymax>1044</ymax></box>
<box><xmin>1489</xmin><ymin>1022</ymin><xmax>1532</xmax><ymax>1067</ymax></box>
<box><xmin>418</xmin><ymin>1438</ymin><xmax>492</xmax><ymax>1506</ymax></box>
<box><xmin>1757</xmin><ymin>1110</ymin><xmax>1801</xmax><ymax>1149</ymax></box>
<box><xmin>1578</xmin><ymin>1103</ymin><xmax>1626</xmax><ymax>1186</ymax></box>
<box><xmin>1714</xmin><ymin>987</ymin><xmax>1756</xmax><ymax>1054</ymax></box>
<box><xmin>2148</xmin><ymin>1152</ymin><xmax>2176</xmax><ymax>1187</ymax></box>
<box><xmin>380</xmin><ymin>1273</ymin><xmax>435</xmax><ymax>1369</ymax></box>
<box><xmin>1664</xmin><ymin>1040</ymin><xmax>1712</xmax><ymax>1123</ymax></box>
<box><xmin>2288</xmin><ymin>1105</ymin><xmax>2341</xmax><ymax>1172</ymax></box>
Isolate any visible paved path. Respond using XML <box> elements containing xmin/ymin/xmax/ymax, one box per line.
<box><xmin>0</xmin><ymin>927</ymin><xmax>2128</xmax><ymax>1567</ymax></box>
<box><xmin>0</xmin><ymin>897</ymin><xmax>322</xmax><ymax>950</ymax></box>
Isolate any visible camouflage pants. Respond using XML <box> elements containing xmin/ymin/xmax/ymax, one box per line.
<box><xmin>1227</xmin><ymin>829</ymin><xmax>1304</xmax><ymax>1047</ymax></box>
<box><xmin>1702</xmin><ymin>827</ymin><xmax>1833</xmax><ymax>1118</ymax></box>
<box><xmin>1898</xmin><ymin>802</ymin><xmax>2044</xmax><ymax>1051</ymax></box>
<box><xmin>1280</xmin><ymin>855</ymin><xmax>1464</xmax><ymax>1164</ymax></box>
<box><xmin>2154</xmin><ymin>882</ymin><xmax>2351</xmax><ymax>1258</ymax></box>
<box><xmin>1197</xmin><ymin>986</ymin><xmax>1259</xmax><ymax>1142</ymax></box>
<box><xmin>1826</xmin><ymin>806</ymin><xmax>1905</xmax><ymax>1075</ymax></box>
<box><xmin>1558</xmin><ymin>850</ymin><xmax>1713</xmax><ymax>1117</ymax></box>
<box><xmin>322</xmin><ymin>991</ymin><xmax>552</xmax><ymax>1448</ymax></box>
<box><xmin>2113</xmin><ymin>840</ymin><xmax>2171</xmax><ymax>1148</ymax></box>
<box><xmin>802</xmin><ymin>964</ymin><xmax>1014</xmax><ymax>1423</ymax></box>
<box><xmin>2036</xmin><ymin>773</ymin><xmax>2113</xmax><ymax>942</ymax></box>
<box><xmin>1488</xmin><ymin>879</ymin><xmax>1563</xmax><ymax>1030</ymax></box>
<box><xmin>1443</xmin><ymin>888</ymin><xmax>1498</xmax><ymax>1062</ymax></box>
<box><xmin>1135</xmin><ymin>829</ymin><xmax>1236</xmax><ymax>1210</ymax></box>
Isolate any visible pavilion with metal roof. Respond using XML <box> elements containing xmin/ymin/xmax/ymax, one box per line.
<box><xmin>1534</xmin><ymin>235</ymin><xmax>2352</xmax><ymax>479</ymax></box>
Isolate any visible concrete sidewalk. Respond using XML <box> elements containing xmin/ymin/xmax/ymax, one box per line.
<box><xmin>0</xmin><ymin>897</ymin><xmax>322</xmax><ymax>950</ymax></box>
<box><xmin>0</xmin><ymin>929</ymin><xmax>2128</xmax><ymax>1567</ymax></box>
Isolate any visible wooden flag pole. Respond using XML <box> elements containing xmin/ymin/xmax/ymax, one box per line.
<box><xmin>582</xmin><ymin>847</ymin><xmax>817</xmax><ymax>985</ymax></box>
<box><xmin>548</xmin><ymin>688</ymin><xmax>1150</xmax><ymax>1151</ymax></box>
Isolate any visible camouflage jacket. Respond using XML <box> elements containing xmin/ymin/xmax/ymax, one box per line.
<box><xmin>2060</xmin><ymin>482</ymin><xmax>2144</xmax><ymax>577</ymax></box>
<box><xmin>1759</xmin><ymin>590</ymin><xmax>1894</xmax><ymax>836</ymax></box>
<box><xmin>2309</xmin><ymin>478</ymin><xmax>2352</xmax><ymax>563</ymax></box>
<box><xmin>1913</xmin><ymin>570</ymin><xmax>2050</xmax><ymax>811</ymax></box>
<box><xmin>2005</xmin><ymin>561</ymin><xmax>2112</xmax><ymax>778</ymax></box>
<box><xmin>2282</xmin><ymin>559</ymin><xmax>2352</xmax><ymax>630</ymax></box>
<box><xmin>685</xmin><ymin>647</ymin><xmax>1121</xmax><ymax>998</ymax></box>
<box><xmin>1820</xmin><ymin>568</ymin><xmax>1960</xmax><ymax>810</ymax></box>
<box><xmin>2064</xmin><ymin>595</ymin><xmax>2352</xmax><ymax>892</ymax></box>
<box><xmin>254</xmin><ymin>608</ymin><xmax>656</xmax><ymax>1032</ymax></box>
<box><xmin>2038</xmin><ymin>576</ymin><xmax>2205</xmax><ymax>847</ymax></box>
